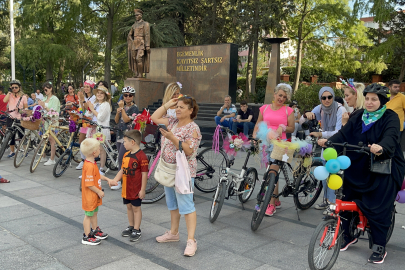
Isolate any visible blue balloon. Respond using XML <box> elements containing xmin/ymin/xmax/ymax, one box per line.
<box><xmin>314</xmin><ymin>166</ymin><xmax>330</xmax><ymax>180</ymax></box>
<box><xmin>337</xmin><ymin>155</ymin><xmax>351</xmax><ymax>170</ymax></box>
<box><xmin>325</xmin><ymin>159</ymin><xmax>341</xmax><ymax>174</ymax></box>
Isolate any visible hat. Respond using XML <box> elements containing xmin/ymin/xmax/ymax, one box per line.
<box><xmin>93</xmin><ymin>86</ymin><xmax>111</xmax><ymax>100</ymax></box>
<box><xmin>134</xmin><ymin>9</ymin><xmax>143</xmax><ymax>15</ymax></box>
<box><xmin>10</xmin><ymin>79</ymin><xmax>21</xmax><ymax>86</ymax></box>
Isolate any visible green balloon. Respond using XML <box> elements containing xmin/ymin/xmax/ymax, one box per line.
<box><xmin>323</xmin><ymin>148</ymin><xmax>337</xmax><ymax>161</ymax></box>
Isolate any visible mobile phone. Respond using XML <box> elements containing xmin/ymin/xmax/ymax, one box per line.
<box><xmin>158</xmin><ymin>124</ymin><xmax>168</xmax><ymax>131</ymax></box>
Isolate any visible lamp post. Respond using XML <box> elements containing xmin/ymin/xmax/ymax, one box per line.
<box><xmin>263</xmin><ymin>38</ymin><xmax>289</xmax><ymax>104</ymax></box>
<box><xmin>10</xmin><ymin>0</ymin><xmax>15</xmax><ymax>80</ymax></box>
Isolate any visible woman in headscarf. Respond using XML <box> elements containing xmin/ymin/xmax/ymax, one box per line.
<box><xmin>318</xmin><ymin>83</ymin><xmax>405</xmax><ymax>264</ymax></box>
<box><xmin>304</xmin><ymin>87</ymin><xmax>347</xmax><ymax>212</ymax></box>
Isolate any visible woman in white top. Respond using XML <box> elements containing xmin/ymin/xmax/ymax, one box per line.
<box><xmin>76</xmin><ymin>80</ymin><xmax>97</xmax><ymax>170</ymax></box>
<box><xmin>162</xmin><ymin>82</ymin><xmax>181</xmax><ymax>118</ymax></box>
<box><xmin>85</xmin><ymin>85</ymin><xmax>111</xmax><ymax>173</ymax></box>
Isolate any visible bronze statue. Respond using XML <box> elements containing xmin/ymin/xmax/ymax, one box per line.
<box><xmin>127</xmin><ymin>9</ymin><xmax>151</xmax><ymax>78</ymax></box>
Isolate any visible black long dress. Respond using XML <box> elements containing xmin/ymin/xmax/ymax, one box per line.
<box><xmin>328</xmin><ymin>109</ymin><xmax>405</xmax><ymax>247</ymax></box>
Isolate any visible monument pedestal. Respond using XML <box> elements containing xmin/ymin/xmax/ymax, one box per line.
<box><xmin>124</xmin><ymin>78</ymin><xmax>164</xmax><ymax>110</ymax></box>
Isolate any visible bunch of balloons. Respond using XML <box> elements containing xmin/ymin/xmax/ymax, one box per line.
<box><xmin>313</xmin><ymin>148</ymin><xmax>351</xmax><ymax>190</ymax></box>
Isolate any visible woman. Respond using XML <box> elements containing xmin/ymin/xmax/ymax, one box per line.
<box><xmin>151</xmin><ymin>95</ymin><xmax>201</xmax><ymax>257</ymax></box>
<box><xmin>86</xmin><ymin>85</ymin><xmax>111</xmax><ymax>174</ymax></box>
<box><xmin>3</xmin><ymin>80</ymin><xmax>28</xmax><ymax>158</ymax></box>
<box><xmin>305</xmin><ymin>87</ymin><xmax>347</xmax><ymax>212</ymax></box>
<box><xmin>252</xmin><ymin>83</ymin><xmax>295</xmax><ymax>216</ymax></box>
<box><xmin>318</xmin><ymin>83</ymin><xmax>405</xmax><ymax>264</ymax></box>
<box><xmin>76</xmin><ymin>80</ymin><xmax>97</xmax><ymax>170</ymax></box>
<box><xmin>38</xmin><ymin>82</ymin><xmax>61</xmax><ymax>166</ymax></box>
<box><xmin>64</xmin><ymin>84</ymin><xmax>79</xmax><ymax>110</ymax></box>
<box><xmin>112</xmin><ymin>86</ymin><xmax>139</xmax><ymax>190</ymax></box>
<box><xmin>290</xmin><ymin>100</ymin><xmax>302</xmax><ymax>140</ymax></box>
<box><xmin>342</xmin><ymin>82</ymin><xmax>365</xmax><ymax>126</ymax></box>
<box><xmin>162</xmin><ymin>82</ymin><xmax>181</xmax><ymax>118</ymax></box>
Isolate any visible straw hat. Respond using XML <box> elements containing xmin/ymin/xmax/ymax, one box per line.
<box><xmin>93</xmin><ymin>85</ymin><xmax>111</xmax><ymax>100</ymax></box>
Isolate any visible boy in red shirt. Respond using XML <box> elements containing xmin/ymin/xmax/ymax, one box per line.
<box><xmin>108</xmin><ymin>130</ymin><xmax>148</xmax><ymax>242</ymax></box>
<box><xmin>81</xmin><ymin>138</ymin><xmax>117</xmax><ymax>245</ymax></box>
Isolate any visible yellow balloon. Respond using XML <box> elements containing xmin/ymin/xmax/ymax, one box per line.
<box><xmin>327</xmin><ymin>174</ymin><xmax>343</xmax><ymax>190</ymax></box>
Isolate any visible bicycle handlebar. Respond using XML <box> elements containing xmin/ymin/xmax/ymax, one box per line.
<box><xmin>325</xmin><ymin>141</ymin><xmax>373</xmax><ymax>153</ymax></box>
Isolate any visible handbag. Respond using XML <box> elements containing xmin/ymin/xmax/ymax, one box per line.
<box><xmin>175</xmin><ymin>141</ymin><xmax>193</xmax><ymax>194</ymax></box>
<box><xmin>154</xmin><ymin>123</ymin><xmax>178</xmax><ymax>187</ymax></box>
<box><xmin>370</xmin><ymin>155</ymin><xmax>392</xmax><ymax>175</ymax></box>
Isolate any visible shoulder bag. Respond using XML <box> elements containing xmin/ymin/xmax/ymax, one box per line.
<box><xmin>370</xmin><ymin>155</ymin><xmax>391</xmax><ymax>175</ymax></box>
<box><xmin>175</xmin><ymin>141</ymin><xmax>193</xmax><ymax>194</ymax></box>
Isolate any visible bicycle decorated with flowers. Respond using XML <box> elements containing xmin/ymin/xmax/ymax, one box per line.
<box><xmin>307</xmin><ymin>142</ymin><xmax>395</xmax><ymax>270</ymax></box>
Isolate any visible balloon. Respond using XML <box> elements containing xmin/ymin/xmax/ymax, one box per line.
<box><xmin>337</xmin><ymin>155</ymin><xmax>351</xmax><ymax>170</ymax></box>
<box><xmin>323</xmin><ymin>148</ymin><xmax>338</xmax><ymax>161</ymax></box>
<box><xmin>396</xmin><ymin>190</ymin><xmax>405</xmax><ymax>203</ymax></box>
<box><xmin>402</xmin><ymin>179</ymin><xmax>405</xmax><ymax>190</ymax></box>
<box><xmin>327</xmin><ymin>174</ymin><xmax>343</xmax><ymax>190</ymax></box>
<box><xmin>314</xmin><ymin>166</ymin><xmax>330</xmax><ymax>181</ymax></box>
<box><xmin>325</xmin><ymin>159</ymin><xmax>341</xmax><ymax>174</ymax></box>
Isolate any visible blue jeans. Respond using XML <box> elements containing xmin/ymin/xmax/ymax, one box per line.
<box><xmin>232</xmin><ymin>122</ymin><xmax>255</xmax><ymax>135</ymax></box>
<box><xmin>321</xmin><ymin>158</ymin><xmax>336</xmax><ymax>204</ymax></box>
<box><xmin>214</xmin><ymin>116</ymin><xmax>233</xmax><ymax>129</ymax></box>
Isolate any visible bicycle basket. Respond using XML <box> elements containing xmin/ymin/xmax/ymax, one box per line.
<box><xmin>21</xmin><ymin>119</ymin><xmax>41</xmax><ymax>131</ymax></box>
<box><xmin>270</xmin><ymin>140</ymin><xmax>296</xmax><ymax>163</ymax></box>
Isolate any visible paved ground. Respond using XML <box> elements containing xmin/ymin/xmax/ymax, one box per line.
<box><xmin>1</xmin><ymin>151</ymin><xmax>405</xmax><ymax>270</ymax></box>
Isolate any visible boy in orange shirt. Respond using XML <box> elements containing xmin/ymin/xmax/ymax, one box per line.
<box><xmin>107</xmin><ymin>130</ymin><xmax>148</xmax><ymax>242</ymax></box>
<box><xmin>81</xmin><ymin>138</ymin><xmax>117</xmax><ymax>245</ymax></box>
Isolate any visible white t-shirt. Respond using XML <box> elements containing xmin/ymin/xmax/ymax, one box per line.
<box><xmin>35</xmin><ymin>93</ymin><xmax>44</xmax><ymax>100</ymax></box>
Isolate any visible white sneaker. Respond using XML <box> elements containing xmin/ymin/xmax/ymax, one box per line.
<box><xmin>99</xmin><ymin>169</ymin><xmax>105</xmax><ymax>176</ymax></box>
<box><xmin>76</xmin><ymin>161</ymin><xmax>84</xmax><ymax>170</ymax></box>
<box><xmin>44</xmin><ymin>159</ymin><xmax>56</xmax><ymax>166</ymax></box>
<box><xmin>78</xmin><ymin>175</ymin><xmax>82</xmax><ymax>179</ymax></box>
<box><xmin>41</xmin><ymin>158</ymin><xmax>48</xmax><ymax>163</ymax></box>
<box><xmin>111</xmin><ymin>181</ymin><xmax>122</xmax><ymax>190</ymax></box>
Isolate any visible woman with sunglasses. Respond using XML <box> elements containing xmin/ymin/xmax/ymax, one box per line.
<box><xmin>112</xmin><ymin>86</ymin><xmax>139</xmax><ymax>190</ymax></box>
<box><xmin>162</xmin><ymin>82</ymin><xmax>181</xmax><ymax>118</ymax></box>
<box><xmin>76</xmin><ymin>80</ymin><xmax>97</xmax><ymax>170</ymax></box>
<box><xmin>3</xmin><ymin>80</ymin><xmax>28</xmax><ymax>158</ymax></box>
<box><xmin>304</xmin><ymin>86</ymin><xmax>347</xmax><ymax>213</ymax></box>
<box><xmin>37</xmin><ymin>82</ymin><xmax>61</xmax><ymax>166</ymax></box>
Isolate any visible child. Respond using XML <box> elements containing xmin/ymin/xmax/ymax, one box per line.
<box><xmin>81</xmin><ymin>138</ymin><xmax>117</xmax><ymax>245</ymax></box>
<box><xmin>108</xmin><ymin>130</ymin><xmax>148</xmax><ymax>242</ymax></box>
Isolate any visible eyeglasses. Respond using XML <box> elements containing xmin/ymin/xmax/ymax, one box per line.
<box><xmin>123</xmin><ymin>94</ymin><xmax>134</xmax><ymax>98</ymax></box>
<box><xmin>11</xmin><ymin>86</ymin><xmax>19</xmax><ymax>89</ymax></box>
<box><xmin>321</xmin><ymin>95</ymin><xmax>333</xmax><ymax>100</ymax></box>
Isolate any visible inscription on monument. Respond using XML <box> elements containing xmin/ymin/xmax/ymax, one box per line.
<box><xmin>176</xmin><ymin>50</ymin><xmax>223</xmax><ymax>72</ymax></box>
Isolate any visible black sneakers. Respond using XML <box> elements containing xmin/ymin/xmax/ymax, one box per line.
<box><xmin>82</xmin><ymin>233</ymin><xmax>101</xmax><ymax>246</ymax></box>
<box><xmin>130</xmin><ymin>229</ymin><xmax>141</xmax><ymax>242</ymax></box>
<box><xmin>340</xmin><ymin>235</ymin><xmax>358</xmax><ymax>251</ymax></box>
<box><xmin>93</xmin><ymin>226</ymin><xmax>108</xmax><ymax>240</ymax></box>
<box><xmin>368</xmin><ymin>245</ymin><xmax>387</xmax><ymax>264</ymax></box>
<box><xmin>122</xmin><ymin>226</ymin><xmax>134</xmax><ymax>237</ymax></box>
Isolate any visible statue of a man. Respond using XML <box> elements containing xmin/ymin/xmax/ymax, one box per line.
<box><xmin>127</xmin><ymin>9</ymin><xmax>150</xmax><ymax>78</ymax></box>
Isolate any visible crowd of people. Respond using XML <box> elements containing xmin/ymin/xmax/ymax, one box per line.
<box><xmin>0</xmin><ymin>78</ymin><xmax>404</xmax><ymax>263</ymax></box>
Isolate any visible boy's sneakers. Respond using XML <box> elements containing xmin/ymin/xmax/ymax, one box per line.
<box><xmin>315</xmin><ymin>202</ymin><xmax>329</xmax><ymax>210</ymax></box>
<box><xmin>122</xmin><ymin>226</ymin><xmax>134</xmax><ymax>237</ymax></box>
<box><xmin>275</xmin><ymin>201</ymin><xmax>281</xmax><ymax>209</ymax></box>
<box><xmin>184</xmin><ymin>239</ymin><xmax>197</xmax><ymax>257</ymax></box>
<box><xmin>93</xmin><ymin>226</ymin><xmax>108</xmax><ymax>240</ymax></box>
<box><xmin>265</xmin><ymin>204</ymin><xmax>276</xmax><ymax>216</ymax></box>
<box><xmin>130</xmin><ymin>229</ymin><xmax>141</xmax><ymax>242</ymax></box>
<box><xmin>82</xmin><ymin>233</ymin><xmax>101</xmax><ymax>245</ymax></box>
<box><xmin>156</xmin><ymin>231</ymin><xmax>180</xmax><ymax>243</ymax></box>
<box><xmin>76</xmin><ymin>161</ymin><xmax>84</xmax><ymax>170</ymax></box>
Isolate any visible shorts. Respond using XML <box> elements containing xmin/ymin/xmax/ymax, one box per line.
<box><xmin>164</xmin><ymin>178</ymin><xmax>195</xmax><ymax>215</ymax></box>
<box><xmin>123</xmin><ymin>198</ymin><xmax>142</xmax><ymax>207</ymax></box>
<box><xmin>84</xmin><ymin>206</ymin><xmax>99</xmax><ymax>217</ymax></box>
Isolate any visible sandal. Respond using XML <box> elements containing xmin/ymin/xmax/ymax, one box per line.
<box><xmin>0</xmin><ymin>178</ymin><xmax>10</xmax><ymax>183</ymax></box>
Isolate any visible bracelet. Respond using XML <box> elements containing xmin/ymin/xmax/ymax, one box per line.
<box><xmin>278</xmin><ymin>124</ymin><xmax>287</xmax><ymax>132</ymax></box>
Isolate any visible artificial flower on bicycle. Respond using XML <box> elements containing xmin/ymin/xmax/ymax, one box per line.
<box><xmin>133</xmin><ymin>109</ymin><xmax>153</xmax><ymax>133</ymax></box>
<box><xmin>223</xmin><ymin>133</ymin><xmax>250</xmax><ymax>157</ymax></box>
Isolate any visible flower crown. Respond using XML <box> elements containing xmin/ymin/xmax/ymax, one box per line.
<box><xmin>339</xmin><ymin>78</ymin><xmax>357</xmax><ymax>93</ymax></box>
<box><xmin>177</xmin><ymin>82</ymin><xmax>182</xmax><ymax>89</ymax></box>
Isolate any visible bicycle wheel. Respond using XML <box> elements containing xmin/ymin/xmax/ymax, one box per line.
<box><xmin>55</xmin><ymin>129</ymin><xmax>70</xmax><ymax>157</ymax></box>
<box><xmin>293</xmin><ymin>161</ymin><xmax>323</xmax><ymax>210</ymax></box>
<box><xmin>209</xmin><ymin>181</ymin><xmax>227</xmax><ymax>223</ymax></box>
<box><xmin>308</xmin><ymin>219</ymin><xmax>342</xmax><ymax>270</ymax></box>
<box><xmin>30</xmin><ymin>138</ymin><xmax>48</xmax><ymax>173</ymax></box>
<box><xmin>142</xmin><ymin>153</ymin><xmax>165</xmax><ymax>204</ymax></box>
<box><xmin>71</xmin><ymin>145</ymin><xmax>81</xmax><ymax>163</ymax></box>
<box><xmin>14</xmin><ymin>132</ymin><xmax>31</xmax><ymax>168</ymax></box>
<box><xmin>239</xmin><ymin>168</ymin><xmax>257</xmax><ymax>203</ymax></box>
<box><xmin>195</xmin><ymin>148</ymin><xmax>228</xmax><ymax>193</ymax></box>
<box><xmin>53</xmin><ymin>149</ymin><xmax>71</xmax><ymax>177</ymax></box>
<box><xmin>251</xmin><ymin>172</ymin><xmax>277</xmax><ymax>231</ymax></box>
<box><xmin>0</xmin><ymin>131</ymin><xmax>12</xmax><ymax>161</ymax></box>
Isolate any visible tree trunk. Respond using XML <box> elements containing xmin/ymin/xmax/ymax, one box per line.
<box><xmin>56</xmin><ymin>59</ymin><xmax>65</xmax><ymax>94</ymax></box>
<box><xmin>104</xmin><ymin>8</ymin><xmax>114</xmax><ymax>88</ymax></box>
<box><xmin>46</xmin><ymin>61</ymin><xmax>53</xmax><ymax>83</ymax></box>
<box><xmin>399</xmin><ymin>57</ymin><xmax>405</xmax><ymax>82</ymax></box>
<box><xmin>245</xmin><ymin>42</ymin><xmax>253</xmax><ymax>96</ymax></box>
<box><xmin>251</xmin><ymin>0</ymin><xmax>260</xmax><ymax>94</ymax></box>
<box><xmin>293</xmin><ymin>1</ymin><xmax>308</xmax><ymax>93</ymax></box>
<box><xmin>211</xmin><ymin>0</ymin><xmax>217</xmax><ymax>43</ymax></box>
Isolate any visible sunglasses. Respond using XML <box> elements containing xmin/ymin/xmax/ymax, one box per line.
<box><xmin>11</xmin><ymin>86</ymin><xmax>19</xmax><ymax>89</ymax></box>
<box><xmin>179</xmin><ymin>95</ymin><xmax>193</xmax><ymax>107</ymax></box>
<box><xmin>321</xmin><ymin>95</ymin><xmax>333</xmax><ymax>100</ymax></box>
<box><xmin>123</xmin><ymin>94</ymin><xmax>134</xmax><ymax>98</ymax></box>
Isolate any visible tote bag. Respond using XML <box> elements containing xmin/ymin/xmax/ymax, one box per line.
<box><xmin>175</xmin><ymin>141</ymin><xmax>193</xmax><ymax>194</ymax></box>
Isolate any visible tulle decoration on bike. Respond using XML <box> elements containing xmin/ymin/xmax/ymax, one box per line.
<box><xmin>223</xmin><ymin>133</ymin><xmax>250</xmax><ymax>157</ymax></box>
<box><xmin>69</xmin><ymin>120</ymin><xmax>77</xmax><ymax>132</ymax></box>
<box><xmin>256</xmin><ymin>122</ymin><xmax>278</xmax><ymax>146</ymax></box>
<box><xmin>291</xmin><ymin>139</ymin><xmax>312</xmax><ymax>156</ymax></box>
<box><xmin>93</xmin><ymin>132</ymin><xmax>106</xmax><ymax>143</ymax></box>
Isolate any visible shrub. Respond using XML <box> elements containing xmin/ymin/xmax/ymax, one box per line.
<box><xmin>291</xmin><ymin>84</ymin><xmax>344</xmax><ymax>112</ymax></box>
<box><xmin>282</xmin><ymin>66</ymin><xmax>337</xmax><ymax>83</ymax></box>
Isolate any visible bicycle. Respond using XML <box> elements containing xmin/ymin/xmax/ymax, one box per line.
<box><xmin>0</xmin><ymin>110</ymin><xmax>25</xmax><ymax>161</ymax></box>
<box><xmin>307</xmin><ymin>142</ymin><xmax>396</xmax><ymax>270</ymax></box>
<box><xmin>251</xmin><ymin>139</ymin><xmax>323</xmax><ymax>231</ymax></box>
<box><xmin>209</xmin><ymin>138</ymin><xmax>259</xmax><ymax>223</ymax></box>
<box><xmin>14</xmin><ymin>124</ymin><xmax>42</xmax><ymax>168</ymax></box>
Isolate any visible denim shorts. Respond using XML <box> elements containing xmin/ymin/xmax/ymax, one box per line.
<box><xmin>164</xmin><ymin>178</ymin><xmax>195</xmax><ymax>215</ymax></box>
